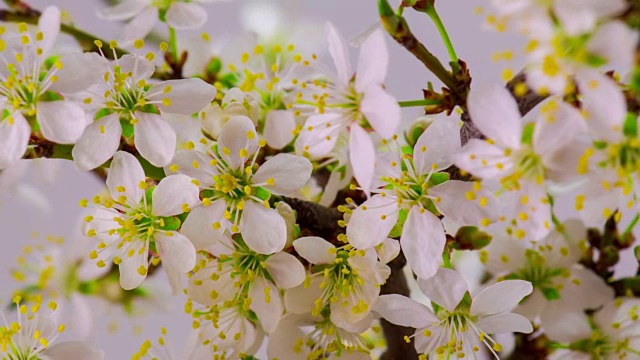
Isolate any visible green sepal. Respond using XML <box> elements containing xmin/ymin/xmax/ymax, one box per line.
<box><xmin>139</xmin><ymin>104</ymin><xmax>160</xmax><ymax>115</ymax></box>
<box><xmin>521</xmin><ymin>122</ymin><xmax>535</xmax><ymax>145</ymax></box>
<box><xmin>39</xmin><ymin>90</ymin><xmax>64</xmax><ymax>102</ymax></box>
<box><xmin>161</xmin><ymin>216</ymin><xmax>181</xmax><ymax>231</ymax></box>
<box><xmin>593</xmin><ymin>141</ymin><xmax>607</xmax><ymax>149</ymax></box>
<box><xmin>201</xmin><ymin>189</ymin><xmax>215</xmax><ymax>199</ymax></box>
<box><xmin>219</xmin><ymin>72</ymin><xmax>239</xmax><ymax>88</ymax></box>
<box><xmin>44</xmin><ymin>55</ymin><xmax>60</xmax><ymax>70</ymax></box>
<box><xmin>623</xmin><ymin>113</ymin><xmax>638</xmax><ymax>138</ymax></box>
<box><xmin>254</xmin><ymin>186</ymin><xmax>271</xmax><ymax>201</ymax></box>
<box><xmin>145</xmin><ymin>186</ymin><xmax>156</xmax><ymax>205</ymax></box>
<box><xmin>388</xmin><ymin>208</ymin><xmax>408</xmax><ymax>238</ymax></box>
<box><xmin>541</xmin><ymin>287</ymin><xmax>561</xmax><ymax>301</ymax></box>
<box><xmin>585</xmin><ymin>54</ymin><xmax>607</xmax><ymax>67</ymax></box>
<box><xmin>428</xmin><ymin>172</ymin><xmax>449</xmax><ymax>186</ymax></box>
<box><xmin>95</xmin><ymin>108</ymin><xmax>114</xmax><ymax>121</ymax></box>
<box><xmin>1</xmin><ymin>109</ymin><xmax>10</xmax><ymax>120</ymax></box>
<box><xmin>78</xmin><ymin>281</ymin><xmax>98</xmax><ymax>295</ymax></box>
<box><xmin>207</xmin><ymin>57</ymin><xmax>222</xmax><ymax>76</ymax></box>
<box><xmin>149</xmin><ymin>241</ymin><xmax>158</xmax><ymax>254</ymax></box>
<box><xmin>137</xmin><ymin>156</ymin><xmax>165</xmax><ymax>181</ymax></box>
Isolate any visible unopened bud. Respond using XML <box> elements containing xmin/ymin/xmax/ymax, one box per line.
<box><xmin>452</xmin><ymin>226</ymin><xmax>491</xmax><ymax>250</ymax></box>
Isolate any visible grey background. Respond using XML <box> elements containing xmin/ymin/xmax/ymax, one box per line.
<box><xmin>0</xmin><ymin>0</ymin><xmax>530</xmax><ymax>358</ymax></box>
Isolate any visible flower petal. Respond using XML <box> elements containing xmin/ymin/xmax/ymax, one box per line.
<box><xmin>377</xmin><ymin>238</ymin><xmax>400</xmax><ymax>264</ymax></box>
<box><xmin>295</xmin><ymin>113</ymin><xmax>341</xmax><ymax>158</ymax></box>
<box><xmin>38</xmin><ymin>6</ymin><xmax>60</xmax><ymax>55</ymax></box>
<box><xmin>417</xmin><ymin>267</ymin><xmax>468</xmax><ymax>312</ymax></box>
<box><xmin>180</xmin><ymin>200</ymin><xmax>227</xmax><ymax>250</ymax></box>
<box><xmin>264</xmin><ymin>110</ymin><xmax>296</xmax><ymax>149</ymax></box>
<box><xmin>0</xmin><ymin>113</ymin><xmax>30</xmax><ymax>169</ymax></box>
<box><xmin>475</xmin><ymin>313</ymin><xmax>533</xmax><ymax>334</ymax></box>
<box><xmin>152</xmin><ymin>174</ymin><xmax>200</xmax><ymax>216</ymax></box>
<box><xmin>414</xmin><ymin>118</ymin><xmax>461</xmax><ymax>173</ymax></box>
<box><xmin>401</xmin><ymin>207</ymin><xmax>446</xmax><ymax>279</ymax></box>
<box><xmin>165</xmin><ymin>149</ymin><xmax>216</xmax><ymax>186</ymax></box>
<box><xmin>107</xmin><ymin>151</ymin><xmax>145</xmax><ymax>205</ymax></box>
<box><xmin>454</xmin><ymin>139</ymin><xmax>513</xmax><ymax>180</ymax></box>
<box><xmin>133</xmin><ymin>111</ymin><xmax>177</xmax><ymax>167</ymax></box>
<box><xmin>240</xmin><ymin>201</ymin><xmax>286</xmax><ymax>254</ymax></box>
<box><xmin>120</xmin><ymin>6</ymin><xmax>158</xmax><ymax>45</ymax></box>
<box><xmin>471</xmin><ymin>280</ymin><xmax>533</xmax><ymax>317</ymax></box>
<box><xmin>166</xmin><ymin>2</ymin><xmax>207</xmax><ymax>29</ymax></box>
<box><xmin>263</xmin><ymin>251</ymin><xmax>305</xmax><ymax>290</ymax></box>
<box><xmin>360</xmin><ymin>86</ymin><xmax>400</xmax><ymax>139</ymax></box>
<box><xmin>430</xmin><ymin>180</ymin><xmax>498</xmax><ymax>226</ymax></box>
<box><xmin>346</xmin><ymin>195</ymin><xmax>398</xmax><ymax>249</ymax></box>
<box><xmin>37</xmin><ymin>100</ymin><xmax>88</xmax><ymax>144</ymax></box>
<box><xmin>541</xmin><ymin>306</ymin><xmax>592</xmax><ymax>343</ymax></box>
<box><xmin>72</xmin><ymin>114</ymin><xmax>122</xmax><ymax>171</ymax></box>
<box><xmin>467</xmin><ymin>84</ymin><xmax>522</xmax><ymax>149</ymax></box>
<box><xmin>42</xmin><ymin>341</ymin><xmax>104</xmax><ymax>360</ymax></box>
<box><xmin>149</xmin><ymin>78</ymin><xmax>216</xmax><ymax>115</ymax></box>
<box><xmin>576</xmin><ymin>70</ymin><xmax>626</xmax><ymax>143</ymax></box>
<box><xmin>253</xmin><ymin>153</ymin><xmax>312</xmax><ymax>195</ymax></box>
<box><xmin>326</xmin><ymin>22</ymin><xmax>351</xmax><ymax>85</ymax></box>
<box><xmin>155</xmin><ymin>231</ymin><xmax>196</xmax><ymax>273</ymax></box>
<box><xmin>349</xmin><ymin>123</ymin><xmax>375</xmax><ymax>194</ymax></box>
<box><xmin>355</xmin><ymin>28</ymin><xmax>388</xmax><ymax>92</ymax></box>
<box><xmin>533</xmin><ymin>99</ymin><xmax>584</xmax><ymax>159</ymax></box>
<box><xmin>51</xmin><ymin>53</ymin><xmax>109</xmax><ymax>93</ymax></box>
<box><xmin>293</xmin><ymin>236</ymin><xmax>335</xmax><ymax>264</ymax></box>
<box><xmin>249</xmin><ymin>277</ymin><xmax>283</xmax><ymax>334</ymax></box>
<box><xmin>98</xmin><ymin>0</ymin><xmax>149</xmax><ymax>20</ymax></box>
<box><xmin>217</xmin><ymin>115</ymin><xmax>258</xmax><ymax>169</ymax></box>
<box><xmin>118</xmin><ymin>244</ymin><xmax>148</xmax><ymax>290</ymax></box>
<box><xmin>373</xmin><ymin>294</ymin><xmax>436</xmax><ymax>328</ymax></box>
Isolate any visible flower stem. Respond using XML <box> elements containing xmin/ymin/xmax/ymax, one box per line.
<box><xmin>624</xmin><ymin>213</ymin><xmax>640</xmax><ymax>236</ymax></box>
<box><xmin>398</xmin><ymin>99</ymin><xmax>443</xmax><ymax>107</ymax></box>
<box><xmin>423</xmin><ymin>6</ymin><xmax>460</xmax><ymax>73</ymax></box>
<box><xmin>168</xmin><ymin>26</ymin><xmax>178</xmax><ymax>62</ymax></box>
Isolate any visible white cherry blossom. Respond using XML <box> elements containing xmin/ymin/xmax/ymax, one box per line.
<box><xmin>82</xmin><ymin>151</ymin><xmax>200</xmax><ymax>291</ymax></box>
<box><xmin>374</xmin><ymin>268</ymin><xmax>533</xmax><ymax>359</ymax></box>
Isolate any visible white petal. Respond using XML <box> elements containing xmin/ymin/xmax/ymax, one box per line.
<box><xmin>454</xmin><ymin>139</ymin><xmax>514</xmax><ymax>179</ymax></box>
<box><xmin>377</xmin><ymin>238</ymin><xmax>400</xmax><ymax>264</ymax></box>
<box><xmin>155</xmin><ymin>231</ymin><xmax>196</xmax><ymax>273</ymax></box>
<box><xmin>373</xmin><ymin>294</ymin><xmax>436</xmax><ymax>328</ymax></box>
<box><xmin>107</xmin><ymin>151</ymin><xmax>145</xmax><ymax>205</ymax></box>
<box><xmin>414</xmin><ymin>117</ymin><xmax>461</xmax><ymax>173</ymax></box>
<box><xmin>355</xmin><ymin>28</ymin><xmax>388</xmax><ymax>92</ymax></box>
<box><xmin>475</xmin><ymin>313</ymin><xmax>533</xmax><ymax>334</ymax></box>
<box><xmin>133</xmin><ymin>111</ymin><xmax>177</xmax><ymax>167</ymax></box>
<box><xmin>326</xmin><ymin>22</ymin><xmax>352</xmax><ymax>85</ymax></box>
<box><xmin>72</xmin><ymin>114</ymin><xmax>122</xmax><ymax>171</ymax></box>
<box><xmin>360</xmin><ymin>86</ymin><xmax>400</xmax><ymax>138</ymax></box>
<box><xmin>180</xmin><ymin>200</ymin><xmax>226</xmax><ymax>250</ymax></box>
<box><xmin>51</xmin><ymin>53</ymin><xmax>109</xmax><ymax>93</ymax></box>
<box><xmin>264</xmin><ymin>251</ymin><xmax>305</xmax><ymax>289</ymax></box>
<box><xmin>541</xmin><ymin>307</ymin><xmax>592</xmax><ymax>343</ymax></box>
<box><xmin>166</xmin><ymin>149</ymin><xmax>216</xmax><ymax>185</ymax></box>
<box><xmin>295</xmin><ymin>113</ymin><xmax>341</xmax><ymax>158</ymax></box>
<box><xmin>553</xmin><ymin>1</ymin><xmax>597</xmax><ymax>36</ymax></box>
<box><xmin>98</xmin><ymin>0</ymin><xmax>149</xmax><ymax>20</ymax></box>
<box><xmin>293</xmin><ymin>236</ymin><xmax>336</xmax><ymax>264</ymax></box>
<box><xmin>249</xmin><ymin>277</ymin><xmax>283</xmax><ymax>334</ymax></box>
<box><xmin>267</xmin><ymin>316</ymin><xmax>308</xmax><ymax>360</ymax></box>
<box><xmin>217</xmin><ymin>115</ymin><xmax>258</xmax><ymax>169</ymax></box>
<box><xmin>0</xmin><ymin>113</ymin><xmax>30</xmax><ymax>169</ymax></box>
<box><xmin>588</xmin><ymin>21</ymin><xmax>638</xmax><ymax>74</ymax></box>
<box><xmin>118</xmin><ymin>247</ymin><xmax>148</xmax><ymax>290</ymax></box>
<box><xmin>346</xmin><ymin>195</ymin><xmax>398</xmax><ymax>249</ymax></box>
<box><xmin>401</xmin><ymin>207</ymin><xmax>446</xmax><ymax>279</ymax></box>
<box><xmin>120</xmin><ymin>6</ymin><xmax>158</xmax><ymax>44</ymax></box>
<box><xmin>417</xmin><ymin>268</ymin><xmax>468</xmax><ymax>312</ymax></box>
<box><xmin>149</xmin><ymin>79</ymin><xmax>216</xmax><ymax>115</ymax></box>
<box><xmin>284</xmin><ymin>277</ymin><xmax>324</xmax><ymax>314</ymax></box>
<box><xmin>576</xmin><ymin>70</ymin><xmax>626</xmax><ymax>143</ymax></box>
<box><xmin>467</xmin><ymin>85</ymin><xmax>522</xmax><ymax>149</ymax></box>
<box><xmin>562</xmin><ymin>267</ymin><xmax>614</xmax><ymax>311</ymax></box>
<box><xmin>533</xmin><ymin>99</ymin><xmax>584</xmax><ymax>158</ymax></box>
<box><xmin>349</xmin><ymin>123</ymin><xmax>376</xmax><ymax>194</ymax></box>
<box><xmin>68</xmin><ymin>295</ymin><xmax>92</xmax><ymax>336</ymax></box>
<box><xmin>37</xmin><ymin>101</ymin><xmax>88</xmax><ymax>144</ymax></box>
<box><xmin>118</xmin><ymin>54</ymin><xmax>156</xmax><ymax>81</ymax></box>
<box><xmin>152</xmin><ymin>174</ymin><xmax>200</xmax><ymax>216</ymax></box>
<box><xmin>430</xmin><ymin>180</ymin><xmax>498</xmax><ymax>226</ymax></box>
<box><xmin>42</xmin><ymin>341</ymin><xmax>104</xmax><ymax>360</ymax></box>
<box><xmin>240</xmin><ymin>201</ymin><xmax>286</xmax><ymax>254</ymax></box>
<box><xmin>471</xmin><ymin>280</ymin><xmax>533</xmax><ymax>317</ymax></box>
<box><xmin>253</xmin><ymin>153</ymin><xmax>312</xmax><ymax>195</ymax></box>
<box><xmin>38</xmin><ymin>6</ymin><xmax>60</xmax><ymax>55</ymax></box>
<box><xmin>264</xmin><ymin>110</ymin><xmax>296</xmax><ymax>149</ymax></box>
<box><xmin>166</xmin><ymin>2</ymin><xmax>207</xmax><ymax>29</ymax></box>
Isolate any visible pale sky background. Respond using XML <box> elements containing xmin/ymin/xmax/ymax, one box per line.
<box><xmin>0</xmin><ymin>0</ymin><xmax>596</xmax><ymax>359</ymax></box>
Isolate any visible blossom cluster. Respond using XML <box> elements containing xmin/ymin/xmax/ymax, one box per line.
<box><xmin>1</xmin><ymin>0</ymin><xmax>640</xmax><ymax>359</ymax></box>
